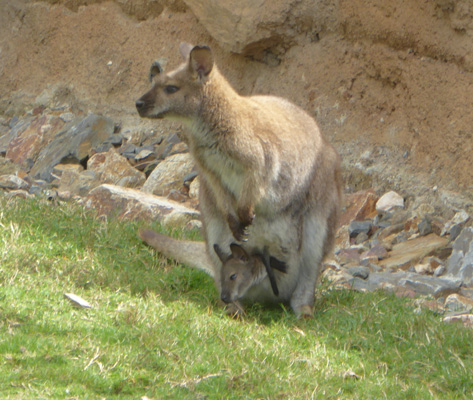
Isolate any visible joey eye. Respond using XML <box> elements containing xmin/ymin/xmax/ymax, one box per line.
<box><xmin>164</xmin><ymin>85</ymin><xmax>179</xmax><ymax>94</ymax></box>
<box><xmin>230</xmin><ymin>274</ymin><xmax>237</xmax><ymax>281</ymax></box>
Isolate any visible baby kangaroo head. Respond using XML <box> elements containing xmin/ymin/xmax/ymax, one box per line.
<box><xmin>214</xmin><ymin>243</ymin><xmax>264</xmax><ymax>304</ymax></box>
<box><xmin>136</xmin><ymin>43</ymin><xmax>214</xmax><ymax>121</ymax></box>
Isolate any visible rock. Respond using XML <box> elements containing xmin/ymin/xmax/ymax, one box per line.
<box><xmin>447</xmin><ymin>227</ymin><xmax>473</xmax><ymax>286</ymax></box>
<box><xmin>5</xmin><ymin>189</ymin><xmax>33</xmax><ymax>199</ymax></box>
<box><xmin>155</xmin><ymin>133</ymin><xmax>182</xmax><ymax>160</ymax></box>
<box><xmin>376</xmin><ymin>191</ymin><xmax>404</xmax><ymax>213</ymax></box>
<box><xmin>374</xmin><ymin>223</ymin><xmax>404</xmax><ymax>242</ymax></box>
<box><xmin>418</xmin><ymin>218</ymin><xmax>432</xmax><ymax>236</ymax></box>
<box><xmin>85</xmin><ymin>184</ymin><xmax>200</xmax><ymax>225</ymax></box>
<box><xmin>399</xmin><ymin>274</ymin><xmax>462</xmax><ymax>298</ymax></box>
<box><xmin>348</xmin><ymin>220</ymin><xmax>373</xmax><ymax>239</ymax></box>
<box><xmin>348</xmin><ymin>266</ymin><xmax>370</xmax><ymax>280</ymax></box>
<box><xmin>430</xmin><ymin>217</ymin><xmax>445</xmax><ymax>236</ymax></box>
<box><xmin>0</xmin><ymin>158</ymin><xmax>19</xmax><ymax>175</ymax></box>
<box><xmin>414</xmin><ymin>203</ymin><xmax>435</xmax><ymax>219</ymax></box>
<box><xmin>183</xmin><ymin>171</ymin><xmax>198</xmax><ymax>186</ymax></box>
<box><xmin>103</xmin><ymin>133</ymin><xmax>124</xmax><ymax>147</ymax></box>
<box><xmin>346</xmin><ymin>271</ymin><xmax>408</xmax><ymax>292</ymax></box>
<box><xmin>414</xmin><ymin>263</ymin><xmax>434</xmax><ymax>275</ymax></box>
<box><xmin>134</xmin><ymin>148</ymin><xmax>155</xmax><ymax>162</ymax></box>
<box><xmin>182</xmin><ymin>0</ymin><xmax>333</xmax><ymax>56</ymax></box>
<box><xmin>360</xmin><ymin>244</ymin><xmax>389</xmax><ymax>262</ymax></box>
<box><xmin>434</xmin><ymin>265</ymin><xmax>446</xmax><ymax>277</ymax></box>
<box><xmin>52</xmin><ymin>163</ymin><xmax>84</xmax><ymax>177</ymax></box>
<box><xmin>142</xmin><ymin>153</ymin><xmax>194</xmax><ymax>196</ymax></box>
<box><xmin>442</xmin><ymin>313</ymin><xmax>473</xmax><ymax>328</ymax></box>
<box><xmin>379</xmin><ymin>233</ymin><xmax>449</xmax><ymax>270</ymax></box>
<box><xmin>0</xmin><ymin>174</ymin><xmax>29</xmax><ymax>190</ymax></box>
<box><xmin>354</xmin><ymin>232</ymin><xmax>369</xmax><ymax>244</ymax></box>
<box><xmin>30</xmin><ymin>114</ymin><xmax>115</xmax><ymax>181</ymax></box>
<box><xmin>0</xmin><ymin>116</ymin><xmax>35</xmax><ymax>156</ymax></box>
<box><xmin>337</xmin><ymin>247</ymin><xmax>362</xmax><ymax>265</ymax></box>
<box><xmin>338</xmin><ymin>189</ymin><xmax>378</xmax><ymax>227</ymax></box>
<box><xmin>87</xmin><ymin>148</ymin><xmax>146</xmax><ymax>189</ymax></box>
<box><xmin>441</xmin><ymin>210</ymin><xmax>470</xmax><ymax>237</ymax></box>
<box><xmin>5</xmin><ymin>114</ymin><xmax>65</xmax><ymax>171</ymax></box>
<box><xmin>58</xmin><ymin>169</ymin><xmax>101</xmax><ymax>197</ymax></box>
<box><xmin>444</xmin><ymin>294</ymin><xmax>473</xmax><ymax>313</ymax></box>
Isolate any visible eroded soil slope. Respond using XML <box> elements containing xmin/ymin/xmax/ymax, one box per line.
<box><xmin>1</xmin><ymin>0</ymin><xmax>472</xmax><ymax>199</ymax></box>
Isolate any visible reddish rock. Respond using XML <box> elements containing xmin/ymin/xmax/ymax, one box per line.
<box><xmin>361</xmin><ymin>244</ymin><xmax>388</xmax><ymax>262</ymax></box>
<box><xmin>87</xmin><ymin>148</ymin><xmax>145</xmax><ymax>189</ymax></box>
<box><xmin>337</xmin><ymin>247</ymin><xmax>362</xmax><ymax>265</ymax></box>
<box><xmin>378</xmin><ymin>233</ymin><xmax>449</xmax><ymax>270</ymax></box>
<box><xmin>142</xmin><ymin>153</ymin><xmax>194</xmax><ymax>197</ymax></box>
<box><xmin>5</xmin><ymin>114</ymin><xmax>64</xmax><ymax>170</ymax></box>
<box><xmin>85</xmin><ymin>184</ymin><xmax>200</xmax><ymax>225</ymax></box>
<box><xmin>338</xmin><ymin>189</ymin><xmax>378</xmax><ymax>227</ymax></box>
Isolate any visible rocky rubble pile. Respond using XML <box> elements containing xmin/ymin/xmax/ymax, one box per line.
<box><xmin>0</xmin><ymin>108</ymin><xmax>200</xmax><ymax>226</ymax></box>
<box><xmin>328</xmin><ymin>189</ymin><xmax>473</xmax><ymax>327</ymax></box>
<box><xmin>1</xmin><ymin>108</ymin><xmax>473</xmax><ymax>326</ymax></box>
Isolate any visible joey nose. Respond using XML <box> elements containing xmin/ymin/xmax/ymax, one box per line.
<box><xmin>221</xmin><ymin>293</ymin><xmax>231</xmax><ymax>304</ymax></box>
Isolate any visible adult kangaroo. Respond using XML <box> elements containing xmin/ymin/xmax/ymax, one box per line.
<box><xmin>136</xmin><ymin>43</ymin><xmax>342</xmax><ymax>317</ymax></box>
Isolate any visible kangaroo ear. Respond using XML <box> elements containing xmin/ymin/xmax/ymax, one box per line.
<box><xmin>179</xmin><ymin>42</ymin><xmax>194</xmax><ymax>59</ymax></box>
<box><xmin>213</xmin><ymin>244</ymin><xmax>230</xmax><ymax>263</ymax></box>
<box><xmin>189</xmin><ymin>45</ymin><xmax>213</xmax><ymax>80</ymax></box>
<box><xmin>230</xmin><ymin>244</ymin><xmax>249</xmax><ymax>263</ymax></box>
<box><xmin>149</xmin><ymin>60</ymin><xmax>163</xmax><ymax>82</ymax></box>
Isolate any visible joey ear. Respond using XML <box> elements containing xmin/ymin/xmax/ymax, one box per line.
<box><xmin>189</xmin><ymin>45</ymin><xmax>213</xmax><ymax>79</ymax></box>
<box><xmin>149</xmin><ymin>60</ymin><xmax>163</xmax><ymax>82</ymax></box>
<box><xmin>230</xmin><ymin>244</ymin><xmax>249</xmax><ymax>263</ymax></box>
<box><xmin>214</xmin><ymin>244</ymin><xmax>230</xmax><ymax>264</ymax></box>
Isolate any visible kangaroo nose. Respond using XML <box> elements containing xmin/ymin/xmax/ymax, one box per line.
<box><xmin>221</xmin><ymin>293</ymin><xmax>231</xmax><ymax>304</ymax></box>
<box><xmin>135</xmin><ymin>100</ymin><xmax>145</xmax><ymax>110</ymax></box>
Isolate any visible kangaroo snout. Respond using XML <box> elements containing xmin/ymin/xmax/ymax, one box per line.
<box><xmin>135</xmin><ymin>100</ymin><xmax>145</xmax><ymax>111</ymax></box>
<box><xmin>220</xmin><ymin>293</ymin><xmax>231</xmax><ymax>304</ymax></box>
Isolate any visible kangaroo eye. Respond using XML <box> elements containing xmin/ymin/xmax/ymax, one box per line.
<box><xmin>164</xmin><ymin>85</ymin><xmax>179</xmax><ymax>94</ymax></box>
<box><xmin>230</xmin><ymin>274</ymin><xmax>237</xmax><ymax>281</ymax></box>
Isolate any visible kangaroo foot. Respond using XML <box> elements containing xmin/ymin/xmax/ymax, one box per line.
<box><xmin>294</xmin><ymin>304</ymin><xmax>313</xmax><ymax>319</ymax></box>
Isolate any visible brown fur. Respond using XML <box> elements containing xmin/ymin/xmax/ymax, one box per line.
<box><xmin>136</xmin><ymin>43</ymin><xmax>342</xmax><ymax>317</ymax></box>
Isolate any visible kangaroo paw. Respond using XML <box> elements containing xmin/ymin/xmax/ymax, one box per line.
<box><xmin>227</xmin><ymin>214</ymin><xmax>251</xmax><ymax>242</ymax></box>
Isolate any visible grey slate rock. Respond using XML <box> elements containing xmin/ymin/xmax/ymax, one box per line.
<box><xmin>30</xmin><ymin>114</ymin><xmax>114</xmax><ymax>182</ymax></box>
<box><xmin>348</xmin><ymin>266</ymin><xmax>370</xmax><ymax>280</ymax></box>
<box><xmin>399</xmin><ymin>273</ymin><xmax>462</xmax><ymax>298</ymax></box>
<box><xmin>348</xmin><ymin>220</ymin><xmax>373</xmax><ymax>238</ymax></box>
<box><xmin>447</xmin><ymin>227</ymin><xmax>473</xmax><ymax>286</ymax></box>
<box><xmin>418</xmin><ymin>218</ymin><xmax>432</xmax><ymax>236</ymax></box>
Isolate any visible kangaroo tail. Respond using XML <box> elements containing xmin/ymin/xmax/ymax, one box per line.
<box><xmin>138</xmin><ymin>229</ymin><xmax>215</xmax><ymax>277</ymax></box>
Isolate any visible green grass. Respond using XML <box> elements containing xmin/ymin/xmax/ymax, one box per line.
<box><xmin>0</xmin><ymin>196</ymin><xmax>472</xmax><ymax>399</ymax></box>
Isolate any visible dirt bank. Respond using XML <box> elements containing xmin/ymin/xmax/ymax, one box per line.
<box><xmin>1</xmin><ymin>0</ymin><xmax>472</xmax><ymax>201</ymax></box>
